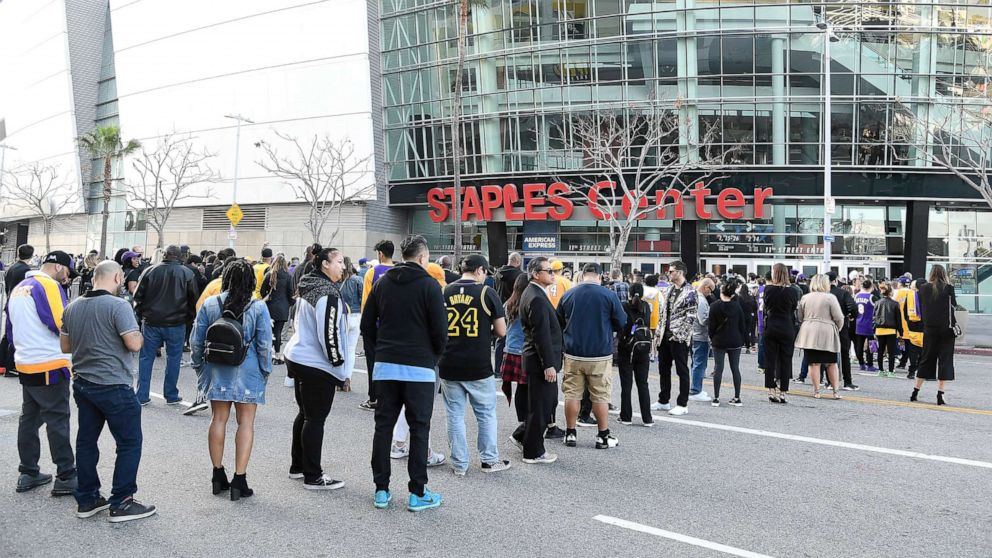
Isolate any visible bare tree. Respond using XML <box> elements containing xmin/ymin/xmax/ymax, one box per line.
<box><xmin>2</xmin><ymin>162</ymin><xmax>79</xmax><ymax>253</ymax></box>
<box><xmin>890</xmin><ymin>100</ymin><xmax>992</xmax><ymax>208</ymax></box>
<box><xmin>255</xmin><ymin>132</ymin><xmax>375</xmax><ymax>244</ymax></box>
<box><xmin>552</xmin><ymin>104</ymin><xmax>732</xmax><ymax>270</ymax></box>
<box><xmin>128</xmin><ymin>132</ymin><xmax>219</xmax><ymax>250</ymax></box>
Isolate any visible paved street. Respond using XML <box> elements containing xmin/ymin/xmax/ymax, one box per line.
<box><xmin>1</xmin><ymin>349</ymin><xmax>991</xmax><ymax>557</ymax></box>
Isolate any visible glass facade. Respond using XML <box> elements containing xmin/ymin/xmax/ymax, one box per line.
<box><xmin>380</xmin><ymin>0</ymin><xmax>992</xmax><ymax>180</ymax></box>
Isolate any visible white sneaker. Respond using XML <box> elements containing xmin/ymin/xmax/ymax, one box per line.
<box><xmin>650</xmin><ymin>402</ymin><xmax>671</xmax><ymax>411</ymax></box>
<box><xmin>426</xmin><ymin>450</ymin><xmax>446</xmax><ymax>467</ymax></box>
<box><xmin>390</xmin><ymin>442</ymin><xmax>409</xmax><ymax>460</ymax></box>
<box><xmin>522</xmin><ymin>453</ymin><xmax>558</xmax><ymax>464</ymax></box>
<box><xmin>283</xmin><ymin>376</ymin><xmax>294</xmax><ymax>388</ymax></box>
<box><xmin>668</xmin><ymin>406</ymin><xmax>689</xmax><ymax>416</ymax></box>
<box><xmin>688</xmin><ymin>392</ymin><xmax>711</xmax><ymax>402</ymax></box>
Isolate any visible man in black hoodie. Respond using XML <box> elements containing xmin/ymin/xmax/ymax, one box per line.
<box><xmin>361</xmin><ymin>235</ymin><xmax>447</xmax><ymax>512</ymax></box>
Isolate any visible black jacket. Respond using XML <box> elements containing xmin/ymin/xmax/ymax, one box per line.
<box><xmin>261</xmin><ymin>270</ymin><xmax>295</xmax><ymax>322</ymax></box>
<box><xmin>873</xmin><ymin>297</ymin><xmax>904</xmax><ymax>335</ymax></box>
<box><xmin>519</xmin><ymin>282</ymin><xmax>564</xmax><ymax>372</ymax></box>
<box><xmin>360</xmin><ymin>261</ymin><xmax>447</xmax><ymax>370</ymax></box>
<box><xmin>4</xmin><ymin>261</ymin><xmax>30</xmax><ymax>297</ymax></box>
<box><xmin>708</xmin><ymin>297</ymin><xmax>749</xmax><ymax>350</ymax></box>
<box><xmin>493</xmin><ymin>265</ymin><xmax>523</xmax><ymax>302</ymax></box>
<box><xmin>185</xmin><ymin>263</ymin><xmax>208</xmax><ymax>293</ymax></box>
<box><xmin>919</xmin><ymin>283</ymin><xmax>957</xmax><ymax>329</ymax></box>
<box><xmin>830</xmin><ymin>285</ymin><xmax>857</xmax><ymax>333</ymax></box>
<box><xmin>133</xmin><ymin>259</ymin><xmax>199</xmax><ymax>327</ymax></box>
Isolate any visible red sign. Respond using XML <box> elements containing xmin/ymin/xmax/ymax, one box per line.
<box><xmin>427</xmin><ymin>182</ymin><xmax>773</xmax><ymax>223</ymax></box>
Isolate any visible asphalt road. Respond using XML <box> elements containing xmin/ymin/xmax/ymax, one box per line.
<box><xmin>1</xmin><ymin>349</ymin><xmax>990</xmax><ymax>557</ymax></box>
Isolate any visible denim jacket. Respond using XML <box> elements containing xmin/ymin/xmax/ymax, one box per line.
<box><xmin>338</xmin><ymin>275</ymin><xmax>363</xmax><ymax>314</ymax></box>
<box><xmin>504</xmin><ymin>318</ymin><xmax>524</xmax><ymax>355</ymax></box>
<box><xmin>191</xmin><ymin>293</ymin><xmax>273</xmax><ymax>404</ymax></box>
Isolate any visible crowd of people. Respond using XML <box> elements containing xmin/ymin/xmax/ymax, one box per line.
<box><xmin>1</xmin><ymin>238</ymin><xmax>961</xmax><ymax>519</ymax></box>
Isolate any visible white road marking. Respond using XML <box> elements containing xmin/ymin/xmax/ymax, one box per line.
<box><xmin>149</xmin><ymin>392</ymin><xmax>193</xmax><ymax>408</ymax></box>
<box><xmin>594</xmin><ymin>515</ymin><xmax>775</xmax><ymax>558</ymax></box>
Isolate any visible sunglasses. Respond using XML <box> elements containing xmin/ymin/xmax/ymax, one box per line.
<box><xmin>539</xmin><ymin>268</ymin><xmax>553</xmax><ymax>273</ymax></box>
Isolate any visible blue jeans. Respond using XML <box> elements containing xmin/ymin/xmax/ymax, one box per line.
<box><xmin>440</xmin><ymin>377</ymin><xmax>499</xmax><ymax>472</ymax></box>
<box><xmin>137</xmin><ymin>324</ymin><xmax>185</xmax><ymax>403</ymax></box>
<box><xmin>73</xmin><ymin>378</ymin><xmax>143</xmax><ymax>509</ymax></box>
<box><xmin>757</xmin><ymin>333</ymin><xmax>766</xmax><ymax>368</ymax></box>
<box><xmin>690</xmin><ymin>340</ymin><xmax>709</xmax><ymax>395</ymax></box>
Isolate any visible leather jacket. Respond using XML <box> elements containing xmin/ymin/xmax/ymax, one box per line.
<box><xmin>134</xmin><ymin>259</ymin><xmax>199</xmax><ymax>327</ymax></box>
<box><xmin>872</xmin><ymin>297</ymin><xmax>904</xmax><ymax>334</ymax></box>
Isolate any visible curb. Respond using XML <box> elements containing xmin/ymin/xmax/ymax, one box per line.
<box><xmin>957</xmin><ymin>347</ymin><xmax>992</xmax><ymax>357</ymax></box>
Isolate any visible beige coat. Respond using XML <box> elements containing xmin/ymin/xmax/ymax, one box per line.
<box><xmin>795</xmin><ymin>292</ymin><xmax>844</xmax><ymax>352</ymax></box>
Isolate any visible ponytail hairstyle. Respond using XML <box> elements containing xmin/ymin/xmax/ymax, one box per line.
<box><xmin>629</xmin><ymin>282</ymin><xmax>644</xmax><ymax>306</ymax></box>
<box><xmin>504</xmin><ymin>273</ymin><xmax>530</xmax><ymax>320</ymax></box>
<box><xmin>221</xmin><ymin>259</ymin><xmax>256</xmax><ymax>317</ymax></box>
<box><xmin>269</xmin><ymin>254</ymin><xmax>288</xmax><ymax>292</ymax></box>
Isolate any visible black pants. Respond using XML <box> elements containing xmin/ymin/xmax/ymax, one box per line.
<box><xmin>363</xmin><ymin>338</ymin><xmax>377</xmax><ymax>401</ymax></box>
<box><xmin>272</xmin><ymin>320</ymin><xmax>286</xmax><ymax>353</ymax></box>
<box><xmin>919</xmin><ymin>327</ymin><xmax>955</xmax><ymax>381</ymax></box>
<box><xmin>518</xmin><ymin>355</ymin><xmax>557</xmax><ymax>459</ymax></box>
<box><xmin>906</xmin><ymin>342</ymin><xmax>921</xmax><ymax>375</ymax></box>
<box><xmin>854</xmin><ymin>334</ymin><xmax>875</xmax><ymax>368</ymax></box>
<box><xmin>288</xmin><ymin>360</ymin><xmax>340</xmax><ymax>482</ymax></box>
<box><xmin>513</xmin><ymin>383</ymin><xmax>528</xmax><ymax>423</ymax></box>
<box><xmin>763</xmin><ymin>328</ymin><xmax>794</xmax><ymax>392</ymax></box>
<box><xmin>618</xmin><ymin>348</ymin><xmax>651</xmax><ymax>423</ymax></box>
<box><xmin>658</xmin><ymin>338</ymin><xmax>690</xmax><ymax>407</ymax></box>
<box><xmin>712</xmin><ymin>347</ymin><xmax>742</xmax><ymax>399</ymax></box>
<box><xmin>838</xmin><ymin>329</ymin><xmax>853</xmax><ymax>385</ymax></box>
<box><xmin>876</xmin><ymin>334</ymin><xmax>898</xmax><ymax>373</ymax></box>
<box><xmin>371</xmin><ymin>380</ymin><xmax>435</xmax><ymax>496</ymax></box>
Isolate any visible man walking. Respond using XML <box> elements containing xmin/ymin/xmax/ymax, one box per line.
<box><xmin>829</xmin><ymin>272</ymin><xmax>859</xmax><ymax>391</ymax></box>
<box><xmin>362</xmin><ymin>235</ymin><xmax>447</xmax><ymax>512</ymax></box>
<box><xmin>653</xmin><ymin>260</ymin><xmax>696</xmax><ymax>415</ymax></box>
<box><xmin>513</xmin><ymin>257</ymin><xmax>562</xmax><ymax>464</ymax></box>
<box><xmin>61</xmin><ymin>261</ymin><xmax>156</xmax><ymax>522</ymax></box>
<box><xmin>557</xmin><ymin>264</ymin><xmax>625</xmax><ymax>449</ymax></box>
<box><xmin>439</xmin><ymin>255</ymin><xmax>510</xmax><ymax>475</ymax></box>
<box><xmin>688</xmin><ymin>278</ymin><xmax>715</xmax><ymax>402</ymax></box>
<box><xmin>360</xmin><ymin>239</ymin><xmax>396</xmax><ymax>412</ymax></box>
<box><xmin>7</xmin><ymin>251</ymin><xmax>77</xmax><ymax>495</ymax></box>
<box><xmin>133</xmin><ymin>245</ymin><xmax>199</xmax><ymax>406</ymax></box>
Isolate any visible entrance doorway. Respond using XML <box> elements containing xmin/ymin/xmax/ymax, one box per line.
<box><xmin>703</xmin><ymin>259</ymin><xmax>890</xmax><ymax>281</ymax></box>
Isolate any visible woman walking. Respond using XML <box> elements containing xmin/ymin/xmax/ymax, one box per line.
<box><xmin>260</xmin><ymin>255</ymin><xmax>294</xmax><ymax>367</ymax></box>
<box><xmin>709</xmin><ymin>279</ymin><xmax>748</xmax><ymax>407</ymax></box>
<box><xmin>873</xmin><ymin>282</ymin><xmax>904</xmax><ymax>377</ymax></box>
<box><xmin>617</xmin><ymin>283</ymin><xmax>654</xmax><ymax>425</ymax></box>
<box><xmin>191</xmin><ymin>259</ymin><xmax>273</xmax><ymax>501</ymax></box>
<box><xmin>796</xmin><ymin>274</ymin><xmax>845</xmax><ymax>399</ymax></box>
<box><xmin>913</xmin><ymin>265</ymin><xmax>957</xmax><ymax>405</ymax></box>
<box><xmin>762</xmin><ymin>263</ymin><xmax>800</xmax><ymax>403</ymax></box>
<box><xmin>338</xmin><ymin>256</ymin><xmax>364</xmax><ymax>391</ymax></box>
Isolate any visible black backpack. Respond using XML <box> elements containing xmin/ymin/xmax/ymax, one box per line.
<box><xmin>204</xmin><ymin>300</ymin><xmax>252</xmax><ymax>366</ymax></box>
<box><xmin>630</xmin><ymin>317</ymin><xmax>653</xmax><ymax>359</ymax></box>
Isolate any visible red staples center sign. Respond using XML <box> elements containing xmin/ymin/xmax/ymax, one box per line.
<box><xmin>427</xmin><ymin>181</ymin><xmax>774</xmax><ymax>222</ymax></box>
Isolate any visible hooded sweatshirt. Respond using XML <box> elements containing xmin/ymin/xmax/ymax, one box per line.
<box><xmin>359</xmin><ymin>261</ymin><xmax>447</xmax><ymax>382</ymax></box>
<box><xmin>284</xmin><ymin>271</ymin><xmax>348</xmax><ymax>381</ymax></box>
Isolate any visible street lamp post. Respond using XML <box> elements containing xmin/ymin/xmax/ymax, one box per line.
<box><xmin>224</xmin><ymin>114</ymin><xmax>253</xmax><ymax>249</ymax></box>
<box><xmin>817</xmin><ymin>22</ymin><xmax>837</xmax><ymax>273</ymax></box>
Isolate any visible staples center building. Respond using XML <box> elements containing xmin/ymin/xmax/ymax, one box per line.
<box><xmin>380</xmin><ymin>0</ymin><xmax>992</xmax><ymax>313</ymax></box>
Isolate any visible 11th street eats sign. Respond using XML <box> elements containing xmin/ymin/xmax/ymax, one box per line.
<box><xmin>427</xmin><ymin>182</ymin><xmax>774</xmax><ymax>223</ymax></box>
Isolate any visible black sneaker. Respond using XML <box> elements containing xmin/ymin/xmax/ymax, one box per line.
<box><xmin>896</xmin><ymin>363</ymin><xmax>907</xmax><ymax>370</ymax></box>
<box><xmin>183</xmin><ymin>400</ymin><xmax>209</xmax><ymax>416</ymax></box>
<box><xmin>728</xmin><ymin>398</ymin><xmax>743</xmax><ymax>407</ymax></box>
<box><xmin>576</xmin><ymin>416</ymin><xmax>597</xmax><ymax>428</ymax></box>
<box><xmin>544</xmin><ymin>425</ymin><xmax>566</xmax><ymax>439</ymax></box>
<box><xmin>480</xmin><ymin>460</ymin><xmax>511</xmax><ymax>473</ymax></box>
<box><xmin>607</xmin><ymin>403</ymin><xmax>617</xmax><ymax>411</ymax></box>
<box><xmin>564</xmin><ymin>432</ymin><xmax>577</xmax><ymax>447</ymax></box>
<box><xmin>304</xmin><ymin>475</ymin><xmax>345</xmax><ymax>491</ymax></box>
<box><xmin>77</xmin><ymin>496</ymin><xmax>110</xmax><ymax>518</ymax></box>
<box><xmin>359</xmin><ymin>399</ymin><xmax>377</xmax><ymax>411</ymax></box>
<box><xmin>906</xmin><ymin>373</ymin><xmax>916</xmax><ymax>380</ymax></box>
<box><xmin>842</xmin><ymin>384</ymin><xmax>860</xmax><ymax>391</ymax></box>
<box><xmin>595</xmin><ymin>434</ymin><xmax>619</xmax><ymax>449</ymax></box>
<box><xmin>108</xmin><ymin>498</ymin><xmax>157</xmax><ymax>523</ymax></box>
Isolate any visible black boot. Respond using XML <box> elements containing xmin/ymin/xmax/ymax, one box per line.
<box><xmin>910</xmin><ymin>388</ymin><xmax>919</xmax><ymax>402</ymax></box>
<box><xmin>937</xmin><ymin>391</ymin><xmax>946</xmax><ymax>406</ymax></box>
<box><xmin>212</xmin><ymin>467</ymin><xmax>229</xmax><ymax>495</ymax></box>
<box><xmin>230</xmin><ymin>473</ymin><xmax>253</xmax><ymax>501</ymax></box>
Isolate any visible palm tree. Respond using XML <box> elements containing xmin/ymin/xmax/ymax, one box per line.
<box><xmin>77</xmin><ymin>126</ymin><xmax>141</xmax><ymax>258</ymax></box>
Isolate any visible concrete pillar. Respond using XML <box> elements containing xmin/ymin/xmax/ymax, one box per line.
<box><xmin>676</xmin><ymin>0</ymin><xmax>699</xmax><ymax>163</ymax></box>
<box><xmin>771</xmin><ymin>36</ymin><xmax>787</xmax><ymax>165</ymax></box>
<box><xmin>910</xmin><ymin>3</ymin><xmax>936</xmax><ymax>167</ymax></box>
<box><xmin>473</xmin><ymin>6</ymin><xmax>502</xmax><ymax>173</ymax></box>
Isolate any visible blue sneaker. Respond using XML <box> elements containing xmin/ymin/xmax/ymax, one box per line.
<box><xmin>374</xmin><ymin>490</ymin><xmax>391</xmax><ymax>509</ymax></box>
<box><xmin>407</xmin><ymin>488</ymin><xmax>442</xmax><ymax>512</ymax></box>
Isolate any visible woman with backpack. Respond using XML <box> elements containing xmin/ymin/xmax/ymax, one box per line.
<box><xmin>617</xmin><ymin>283</ymin><xmax>654</xmax><ymax>426</ymax></box>
<box><xmin>708</xmin><ymin>279</ymin><xmax>748</xmax><ymax>407</ymax></box>
<box><xmin>872</xmin><ymin>282</ymin><xmax>904</xmax><ymax>377</ymax></box>
<box><xmin>190</xmin><ymin>259</ymin><xmax>273</xmax><ymax>501</ymax></box>
<box><xmin>261</xmin><ymin>254</ymin><xmax>294</xmax><ymax>367</ymax></box>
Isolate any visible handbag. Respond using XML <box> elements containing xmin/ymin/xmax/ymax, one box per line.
<box><xmin>949</xmin><ymin>299</ymin><xmax>962</xmax><ymax>338</ymax></box>
<box><xmin>868</xmin><ymin>338</ymin><xmax>879</xmax><ymax>354</ymax></box>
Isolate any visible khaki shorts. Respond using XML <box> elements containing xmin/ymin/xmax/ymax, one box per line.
<box><xmin>561</xmin><ymin>357</ymin><xmax>613</xmax><ymax>403</ymax></box>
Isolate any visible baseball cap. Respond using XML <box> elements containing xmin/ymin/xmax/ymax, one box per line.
<box><xmin>461</xmin><ymin>254</ymin><xmax>489</xmax><ymax>273</ymax></box>
<box><xmin>550</xmin><ymin>260</ymin><xmax>564</xmax><ymax>271</ymax></box>
<box><xmin>358</xmin><ymin>257</ymin><xmax>368</xmax><ymax>266</ymax></box>
<box><xmin>261</xmin><ymin>248</ymin><xmax>273</xmax><ymax>258</ymax></box>
<box><xmin>827</xmin><ymin>271</ymin><xmax>838</xmax><ymax>282</ymax></box>
<box><xmin>122</xmin><ymin>250</ymin><xmax>141</xmax><ymax>262</ymax></box>
<box><xmin>42</xmin><ymin>251</ymin><xmax>79</xmax><ymax>278</ymax></box>
<box><xmin>582</xmin><ymin>262</ymin><xmax>602</xmax><ymax>275</ymax></box>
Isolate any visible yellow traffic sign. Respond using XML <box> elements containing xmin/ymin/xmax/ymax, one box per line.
<box><xmin>227</xmin><ymin>204</ymin><xmax>243</xmax><ymax>226</ymax></box>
